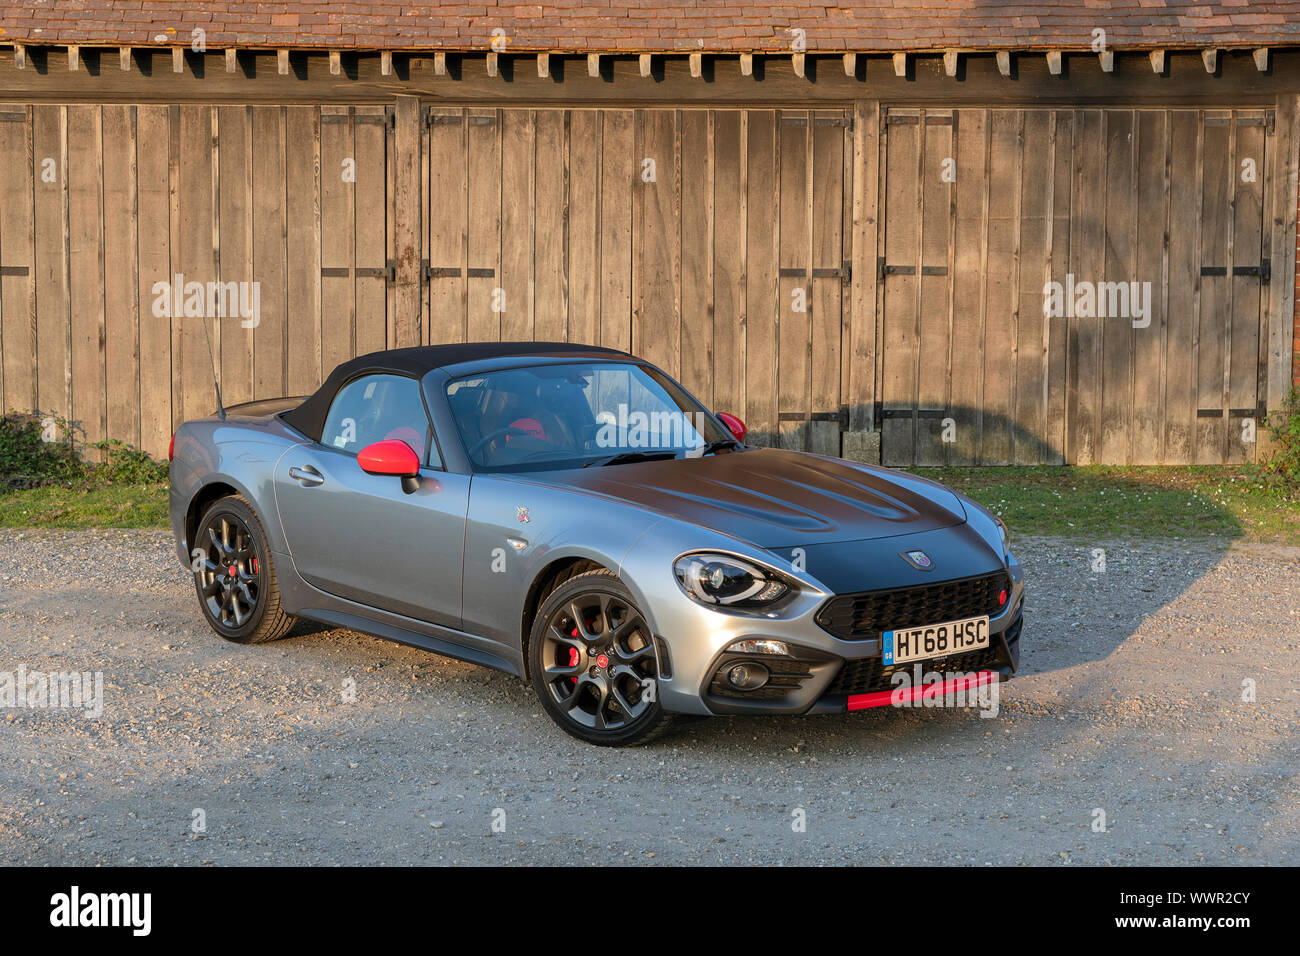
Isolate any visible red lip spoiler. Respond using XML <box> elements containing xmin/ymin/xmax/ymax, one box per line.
<box><xmin>847</xmin><ymin>669</ymin><xmax>1000</xmax><ymax>711</ymax></box>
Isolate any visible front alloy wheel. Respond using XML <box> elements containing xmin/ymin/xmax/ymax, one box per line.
<box><xmin>530</xmin><ymin>569</ymin><xmax>674</xmax><ymax>746</ymax></box>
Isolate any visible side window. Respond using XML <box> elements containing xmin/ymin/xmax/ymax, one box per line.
<box><xmin>320</xmin><ymin>374</ymin><xmax>439</xmax><ymax>467</ymax></box>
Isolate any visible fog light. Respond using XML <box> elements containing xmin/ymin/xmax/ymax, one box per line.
<box><xmin>726</xmin><ymin>662</ymin><xmax>769</xmax><ymax>691</ymax></box>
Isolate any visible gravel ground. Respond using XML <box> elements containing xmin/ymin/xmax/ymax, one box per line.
<box><xmin>0</xmin><ymin>529</ymin><xmax>1297</xmax><ymax>866</ymax></box>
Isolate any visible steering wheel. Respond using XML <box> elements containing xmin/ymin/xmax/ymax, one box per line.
<box><xmin>469</xmin><ymin>425</ymin><xmax>535</xmax><ymax>457</ymax></box>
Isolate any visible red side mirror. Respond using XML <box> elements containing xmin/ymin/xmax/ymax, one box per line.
<box><xmin>716</xmin><ymin>412</ymin><xmax>747</xmax><ymax>443</ymax></box>
<box><xmin>358</xmin><ymin>439</ymin><xmax>420</xmax><ymax>478</ymax></box>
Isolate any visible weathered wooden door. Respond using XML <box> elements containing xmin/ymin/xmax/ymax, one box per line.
<box><xmin>877</xmin><ymin>106</ymin><xmax>1275</xmax><ymax>466</ymax></box>
<box><xmin>421</xmin><ymin>106</ymin><xmax>852</xmax><ymax>453</ymax></box>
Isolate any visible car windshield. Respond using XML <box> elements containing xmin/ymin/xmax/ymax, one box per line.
<box><xmin>445</xmin><ymin>362</ymin><xmax>735</xmax><ymax>472</ymax></box>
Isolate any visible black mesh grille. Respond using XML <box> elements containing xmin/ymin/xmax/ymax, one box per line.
<box><xmin>815</xmin><ymin>571</ymin><xmax>1011</xmax><ymax>641</ymax></box>
<box><xmin>826</xmin><ymin>644</ymin><xmax>1005</xmax><ymax>697</ymax></box>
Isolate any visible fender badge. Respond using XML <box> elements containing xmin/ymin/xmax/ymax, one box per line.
<box><xmin>516</xmin><ymin>506</ymin><xmax>530</xmax><ymax>524</ymax></box>
<box><xmin>900</xmin><ymin>549</ymin><xmax>934</xmax><ymax>571</ymax></box>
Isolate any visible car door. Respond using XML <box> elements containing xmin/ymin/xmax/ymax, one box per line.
<box><xmin>274</xmin><ymin>372</ymin><xmax>469</xmax><ymax>629</ymax></box>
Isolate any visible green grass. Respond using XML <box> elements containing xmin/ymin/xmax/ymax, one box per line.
<box><xmin>911</xmin><ymin>465</ymin><xmax>1300</xmax><ymax>543</ymax></box>
<box><xmin>0</xmin><ymin>481</ymin><xmax>169</xmax><ymax>529</ymax></box>
<box><xmin>0</xmin><ymin>466</ymin><xmax>1296</xmax><ymax>544</ymax></box>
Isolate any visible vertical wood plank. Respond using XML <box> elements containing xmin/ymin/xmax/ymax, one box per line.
<box><xmin>0</xmin><ymin>106</ymin><xmax>36</xmax><ymax>415</ymax></box>
<box><xmin>981</xmin><ymin>109</ymin><xmax>1019</xmax><ymax>466</ymax></box>
<box><xmin>810</xmin><ymin>109</ymin><xmax>845</xmax><ymax>457</ymax></box>
<box><xmin>533</xmin><ymin>109</ymin><xmax>569</xmax><ymax>342</ymax></box>
<box><xmin>217</xmin><ymin>105</ymin><xmax>254</xmax><ymax>407</ymax></box>
<box><xmin>949</xmin><ymin>108</ymin><xmax>989</xmax><ymax>466</ymax></box>
<box><xmin>467</xmin><ymin>109</ymin><xmax>502</xmax><ymax>342</ymax></box>
<box><xmin>1164</xmin><ymin>110</ymin><xmax>1201</xmax><ymax>465</ymax></box>
<box><xmin>916</xmin><ymin>111</ymin><xmax>953</xmax><ymax>466</ymax></box>
<box><xmin>1015</xmin><ymin>110</ymin><xmax>1052</xmax><ymax>465</ymax></box>
<box><xmin>136</xmin><ymin>105</ymin><xmax>171</xmax><ymax>457</ymax></box>
<box><xmin>426</xmin><ymin>107</ymin><xmax>468</xmax><ymax>346</ymax></box>
<box><xmin>354</xmin><ymin>107</ymin><xmax>388</xmax><ymax>357</ymax></box>
<box><xmin>880</xmin><ymin>110</ymin><xmax>920</xmax><ymax>465</ymax></box>
<box><xmin>250</xmin><ymin>106</ymin><xmax>286</xmax><ymax>401</ymax></box>
<box><xmin>1196</xmin><ymin>112</ymin><xmax>1231</xmax><ymax>463</ymax></box>
<box><xmin>102</xmin><ymin>105</ymin><xmax>140</xmax><ymax>448</ymax></box>
<box><xmin>1067</xmin><ymin>109</ymin><xmax>1105</xmax><ymax>465</ymax></box>
<box><xmin>319</xmin><ymin>106</ymin><xmax>355</xmax><ymax>375</ymax></box>
<box><xmin>745</xmin><ymin>109</ymin><xmax>779</xmax><ymax>447</ymax></box>
<box><xmin>1264</xmin><ymin>95</ymin><xmax>1299</xmax><ymax>418</ymax></box>
<box><xmin>847</xmin><ymin>100</ymin><xmax>879</xmax><ymax>438</ymax></box>
<box><xmin>679</xmin><ymin>109</ymin><xmax>714</xmax><ymax>406</ymax></box>
<box><xmin>777</xmin><ymin>110</ymin><xmax>809</xmax><ymax>451</ymax></box>
<box><xmin>1044</xmin><ymin>110</ymin><xmax>1073</xmax><ymax>465</ymax></box>
<box><xmin>284</xmin><ymin>106</ymin><xmax>321</xmax><ymax>394</ymax></box>
<box><xmin>391</xmin><ymin>95</ymin><xmax>422</xmax><ymax>348</ymax></box>
<box><xmin>500</xmin><ymin>108</ymin><xmax>536</xmax><ymax>341</ymax></box>
<box><xmin>634</xmin><ymin>109</ymin><xmax>681</xmax><ymax>377</ymax></box>
<box><xmin>712</xmin><ymin>109</ymin><xmax>746</xmax><ymax>418</ymax></box>
<box><xmin>1132</xmin><ymin>110</ymin><xmax>1169</xmax><ymax>464</ymax></box>
<box><xmin>68</xmin><ymin>105</ymin><xmax>105</xmax><ymax>457</ymax></box>
<box><xmin>567</xmin><ymin>110</ymin><xmax>601</xmax><ymax>347</ymax></box>
<box><xmin>1229</xmin><ymin>112</ymin><xmax>1266</xmax><ymax>462</ymax></box>
<box><xmin>33</xmin><ymin>106</ymin><xmax>70</xmax><ymax>425</ymax></box>
<box><xmin>1100</xmin><ymin>109</ymin><xmax>1135</xmax><ymax>464</ymax></box>
<box><xmin>177</xmin><ymin>105</ymin><xmax>217</xmax><ymax>424</ymax></box>
<box><xmin>599</xmin><ymin>109</ymin><xmax>634</xmax><ymax>352</ymax></box>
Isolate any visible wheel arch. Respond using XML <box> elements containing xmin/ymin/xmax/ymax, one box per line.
<box><xmin>519</xmin><ymin>556</ymin><xmax>611</xmax><ymax>680</ymax></box>
<box><xmin>184</xmin><ymin>479</ymin><xmax>266</xmax><ymax>555</ymax></box>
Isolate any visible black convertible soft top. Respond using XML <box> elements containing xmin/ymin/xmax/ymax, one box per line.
<box><xmin>282</xmin><ymin>341</ymin><xmax>629</xmax><ymax>442</ymax></box>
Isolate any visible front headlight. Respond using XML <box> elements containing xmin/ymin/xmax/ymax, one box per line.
<box><xmin>673</xmin><ymin>553</ymin><xmax>792</xmax><ymax>609</ymax></box>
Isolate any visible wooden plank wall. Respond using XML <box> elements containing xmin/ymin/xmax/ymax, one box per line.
<box><xmin>0</xmin><ymin>101</ymin><xmax>852</xmax><ymax>460</ymax></box>
<box><xmin>4</xmin><ymin>94</ymin><xmax>1280</xmax><ymax>469</ymax></box>
<box><xmin>420</xmin><ymin>106</ymin><xmax>852</xmax><ymax>450</ymax></box>
<box><xmin>0</xmin><ymin>103</ymin><xmax>388</xmax><ymax>459</ymax></box>
<box><xmin>879</xmin><ymin>106</ymin><xmax>1274</xmax><ymax>466</ymax></box>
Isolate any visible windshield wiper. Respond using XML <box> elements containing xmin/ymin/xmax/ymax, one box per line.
<box><xmin>583</xmin><ymin>450</ymin><xmax>679</xmax><ymax>468</ymax></box>
<box><xmin>693</xmin><ymin>438</ymin><xmax>743</xmax><ymax>456</ymax></box>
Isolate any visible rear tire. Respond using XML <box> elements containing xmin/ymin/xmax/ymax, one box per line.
<box><xmin>529</xmin><ymin>569</ymin><xmax>675</xmax><ymax>747</ymax></box>
<box><xmin>191</xmin><ymin>494</ymin><xmax>296</xmax><ymax>645</ymax></box>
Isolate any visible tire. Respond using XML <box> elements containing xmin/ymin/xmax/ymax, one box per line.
<box><xmin>529</xmin><ymin>568</ymin><xmax>675</xmax><ymax>747</ymax></box>
<box><xmin>190</xmin><ymin>494</ymin><xmax>296</xmax><ymax>645</ymax></box>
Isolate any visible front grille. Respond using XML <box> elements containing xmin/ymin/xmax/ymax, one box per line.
<box><xmin>825</xmin><ymin>644</ymin><xmax>1005</xmax><ymax>697</ymax></box>
<box><xmin>816</xmin><ymin>571</ymin><xmax>1011</xmax><ymax>641</ymax></box>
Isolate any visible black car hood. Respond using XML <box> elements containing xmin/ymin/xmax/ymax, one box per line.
<box><xmin>531</xmin><ymin>448</ymin><xmax>965</xmax><ymax>549</ymax></box>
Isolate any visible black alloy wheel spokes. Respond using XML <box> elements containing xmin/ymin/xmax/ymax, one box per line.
<box><xmin>197</xmin><ymin>514</ymin><xmax>261</xmax><ymax>629</ymax></box>
<box><xmin>541</xmin><ymin>592</ymin><xmax>659</xmax><ymax>731</ymax></box>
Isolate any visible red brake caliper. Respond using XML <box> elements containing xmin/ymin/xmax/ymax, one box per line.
<box><xmin>568</xmin><ymin>628</ymin><xmax>580</xmax><ymax>685</ymax></box>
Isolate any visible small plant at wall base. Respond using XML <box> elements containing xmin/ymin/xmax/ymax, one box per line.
<box><xmin>1259</xmin><ymin>388</ymin><xmax>1300</xmax><ymax>493</ymax></box>
<box><xmin>1</xmin><ymin>411</ymin><xmax>169</xmax><ymax>488</ymax></box>
<box><xmin>0</xmin><ymin>411</ymin><xmax>83</xmax><ymax>489</ymax></box>
<box><xmin>0</xmin><ymin>411</ymin><xmax>169</xmax><ymax>528</ymax></box>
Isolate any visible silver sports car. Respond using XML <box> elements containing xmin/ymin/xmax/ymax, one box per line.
<box><xmin>169</xmin><ymin>342</ymin><xmax>1024</xmax><ymax>745</ymax></box>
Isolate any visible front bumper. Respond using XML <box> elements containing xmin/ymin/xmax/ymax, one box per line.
<box><xmin>626</xmin><ymin>531</ymin><xmax>1025</xmax><ymax>717</ymax></box>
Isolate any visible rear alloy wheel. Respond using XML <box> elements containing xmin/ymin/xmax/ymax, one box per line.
<box><xmin>192</xmin><ymin>495</ymin><xmax>296</xmax><ymax>644</ymax></box>
<box><xmin>530</xmin><ymin>569</ymin><xmax>674</xmax><ymax>746</ymax></box>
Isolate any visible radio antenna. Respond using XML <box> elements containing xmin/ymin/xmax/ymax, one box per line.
<box><xmin>198</xmin><ymin>311</ymin><xmax>227</xmax><ymax>420</ymax></box>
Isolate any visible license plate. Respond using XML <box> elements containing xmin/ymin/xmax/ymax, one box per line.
<box><xmin>883</xmin><ymin>615</ymin><xmax>990</xmax><ymax>666</ymax></box>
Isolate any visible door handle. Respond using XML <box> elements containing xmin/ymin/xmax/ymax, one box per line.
<box><xmin>288</xmin><ymin>465</ymin><xmax>324</xmax><ymax>487</ymax></box>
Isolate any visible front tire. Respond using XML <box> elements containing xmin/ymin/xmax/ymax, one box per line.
<box><xmin>529</xmin><ymin>569</ymin><xmax>674</xmax><ymax>747</ymax></box>
<box><xmin>191</xmin><ymin>494</ymin><xmax>296</xmax><ymax>645</ymax></box>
